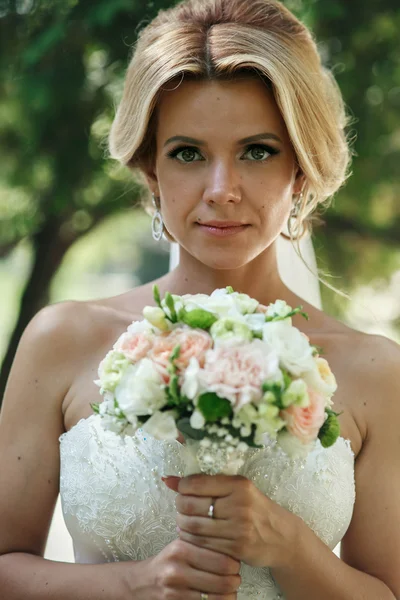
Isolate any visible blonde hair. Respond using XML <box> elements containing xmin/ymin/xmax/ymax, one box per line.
<box><xmin>108</xmin><ymin>0</ymin><xmax>357</xmax><ymax>302</ymax></box>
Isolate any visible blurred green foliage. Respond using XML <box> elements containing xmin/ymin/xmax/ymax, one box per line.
<box><xmin>0</xmin><ymin>0</ymin><xmax>399</xmax><ymax>400</ymax></box>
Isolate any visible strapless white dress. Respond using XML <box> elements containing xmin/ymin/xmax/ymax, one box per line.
<box><xmin>59</xmin><ymin>414</ymin><xmax>355</xmax><ymax>599</ymax></box>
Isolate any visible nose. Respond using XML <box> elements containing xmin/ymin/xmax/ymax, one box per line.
<box><xmin>202</xmin><ymin>161</ymin><xmax>242</xmax><ymax>205</ymax></box>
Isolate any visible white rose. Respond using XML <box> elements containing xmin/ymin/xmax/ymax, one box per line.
<box><xmin>183</xmin><ymin>290</ymin><xmax>241</xmax><ymax>319</ymax></box>
<box><xmin>230</xmin><ymin>292</ymin><xmax>259</xmax><ymax>315</ymax></box>
<box><xmin>302</xmin><ymin>357</ymin><xmax>337</xmax><ymax>400</ymax></box>
<box><xmin>114</xmin><ymin>359</ymin><xmax>166</xmax><ymax>423</ymax></box>
<box><xmin>262</xmin><ymin>321</ymin><xmax>315</xmax><ymax>376</ymax></box>
<box><xmin>141</xmin><ymin>410</ymin><xmax>179</xmax><ymax>441</ymax></box>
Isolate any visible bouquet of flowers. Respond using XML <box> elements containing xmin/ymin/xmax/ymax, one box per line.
<box><xmin>92</xmin><ymin>286</ymin><xmax>341</xmax><ymax>475</ymax></box>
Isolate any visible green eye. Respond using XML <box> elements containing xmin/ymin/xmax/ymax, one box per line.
<box><xmin>168</xmin><ymin>146</ymin><xmax>202</xmax><ymax>163</ymax></box>
<box><xmin>243</xmin><ymin>144</ymin><xmax>279</xmax><ymax>161</ymax></box>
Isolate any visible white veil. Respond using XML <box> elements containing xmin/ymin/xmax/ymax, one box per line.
<box><xmin>169</xmin><ymin>235</ymin><xmax>322</xmax><ymax>309</ymax></box>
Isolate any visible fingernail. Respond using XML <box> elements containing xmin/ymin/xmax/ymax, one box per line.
<box><xmin>162</xmin><ymin>476</ymin><xmax>180</xmax><ymax>481</ymax></box>
<box><xmin>176</xmin><ymin>526</ymin><xmax>181</xmax><ymax>532</ymax></box>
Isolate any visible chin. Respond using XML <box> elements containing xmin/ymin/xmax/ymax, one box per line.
<box><xmin>191</xmin><ymin>246</ymin><xmax>257</xmax><ymax>270</ymax></box>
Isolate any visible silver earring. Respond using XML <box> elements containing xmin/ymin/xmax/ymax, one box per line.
<box><xmin>291</xmin><ymin>191</ymin><xmax>303</xmax><ymax>218</ymax></box>
<box><xmin>151</xmin><ymin>193</ymin><xmax>163</xmax><ymax>241</ymax></box>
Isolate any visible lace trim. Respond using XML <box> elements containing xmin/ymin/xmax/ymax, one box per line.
<box><xmin>59</xmin><ymin>415</ymin><xmax>355</xmax><ymax>598</ymax></box>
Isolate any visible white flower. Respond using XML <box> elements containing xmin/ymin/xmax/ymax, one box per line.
<box><xmin>141</xmin><ymin>410</ymin><xmax>179</xmax><ymax>441</ymax></box>
<box><xmin>95</xmin><ymin>350</ymin><xmax>131</xmax><ymax>393</ymax></box>
<box><xmin>210</xmin><ymin>317</ymin><xmax>252</xmax><ymax>346</ymax></box>
<box><xmin>282</xmin><ymin>379</ymin><xmax>310</xmax><ymax>408</ymax></box>
<box><xmin>302</xmin><ymin>357</ymin><xmax>337</xmax><ymax>400</ymax></box>
<box><xmin>276</xmin><ymin>430</ymin><xmax>315</xmax><ymax>459</ymax></box>
<box><xmin>266</xmin><ymin>300</ymin><xmax>293</xmax><ymax>321</ymax></box>
<box><xmin>244</xmin><ymin>313</ymin><xmax>267</xmax><ymax>335</ymax></box>
<box><xmin>262</xmin><ymin>321</ymin><xmax>315</xmax><ymax>376</ymax></box>
<box><xmin>114</xmin><ymin>359</ymin><xmax>166</xmax><ymax>423</ymax></box>
<box><xmin>143</xmin><ymin>306</ymin><xmax>170</xmax><ymax>332</ymax></box>
<box><xmin>180</xmin><ymin>288</ymin><xmax>258</xmax><ymax>320</ymax></box>
<box><xmin>181</xmin><ymin>357</ymin><xmax>201</xmax><ymax>401</ymax></box>
<box><xmin>190</xmin><ymin>409</ymin><xmax>206</xmax><ymax>430</ymax></box>
<box><xmin>99</xmin><ymin>413</ymin><xmax>127</xmax><ymax>435</ymax></box>
<box><xmin>126</xmin><ymin>319</ymin><xmax>154</xmax><ymax>336</ymax></box>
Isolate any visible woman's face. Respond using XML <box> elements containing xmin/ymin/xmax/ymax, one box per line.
<box><xmin>147</xmin><ymin>76</ymin><xmax>304</xmax><ymax>270</ymax></box>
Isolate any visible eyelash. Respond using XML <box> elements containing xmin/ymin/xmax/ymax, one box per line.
<box><xmin>166</xmin><ymin>143</ymin><xmax>280</xmax><ymax>163</ymax></box>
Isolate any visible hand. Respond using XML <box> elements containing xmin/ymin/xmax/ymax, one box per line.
<box><xmin>163</xmin><ymin>474</ymin><xmax>300</xmax><ymax>569</ymax></box>
<box><xmin>138</xmin><ymin>538</ymin><xmax>241</xmax><ymax>599</ymax></box>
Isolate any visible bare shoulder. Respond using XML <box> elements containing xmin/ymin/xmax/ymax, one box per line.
<box><xmin>339</xmin><ymin>333</ymin><xmax>400</xmax><ymax>596</ymax></box>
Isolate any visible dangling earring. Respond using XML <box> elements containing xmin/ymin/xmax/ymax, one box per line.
<box><xmin>282</xmin><ymin>190</ymin><xmax>304</xmax><ymax>240</ymax></box>
<box><xmin>289</xmin><ymin>191</ymin><xmax>305</xmax><ymax>239</ymax></box>
<box><xmin>151</xmin><ymin>193</ymin><xmax>163</xmax><ymax>241</ymax></box>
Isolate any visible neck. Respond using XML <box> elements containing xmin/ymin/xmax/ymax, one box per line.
<box><xmin>158</xmin><ymin>241</ymin><xmax>300</xmax><ymax>310</ymax></box>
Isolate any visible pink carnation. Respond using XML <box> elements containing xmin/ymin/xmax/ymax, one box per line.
<box><xmin>150</xmin><ymin>327</ymin><xmax>213</xmax><ymax>383</ymax></box>
<box><xmin>281</xmin><ymin>388</ymin><xmax>326</xmax><ymax>444</ymax></box>
<box><xmin>115</xmin><ymin>331</ymin><xmax>154</xmax><ymax>363</ymax></box>
<box><xmin>199</xmin><ymin>341</ymin><xmax>279</xmax><ymax>411</ymax></box>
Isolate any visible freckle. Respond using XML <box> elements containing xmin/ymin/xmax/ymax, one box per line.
<box><xmin>363</xmin><ymin>402</ymin><xmax>367</xmax><ymax>406</ymax></box>
<box><xmin>48</xmin><ymin>479</ymin><xmax>51</xmax><ymax>484</ymax></box>
<box><xmin>34</xmin><ymin>379</ymin><xmax>38</xmax><ymax>384</ymax></box>
<box><xmin>172</xmin><ymin>197</ymin><xmax>176</xmax><ymax>203</ymax></box>
<box><xmin>185</xmin><ymin>278</ymin><xmax>188</xmax><ymax>282</ymax></box>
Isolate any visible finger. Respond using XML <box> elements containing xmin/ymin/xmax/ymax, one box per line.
<box><xmin>182</xmin><ymin>540</ymin><xmax>241</xmax><ymax>575</ymax></box>
<box><xmin>184</xmin><ymin>566</ymin><xmax>241</xmax><ymax>596</ymax></box>
<box><xmin>178</xmin><ymin>473</ymin><xmax>246</xmax><ymax>498</ymax></box>
<box><xmin>178</xmin><ymin>529</ymin><xmax>240</xmax><ymax>561</ymax></box>
<box><xmin>175</xmin><ymin>493</ymin><xmax>230</xmax><ymax>519</ymax></box>
<box><xmin>162</xmin><ymin>476</ymin><xmax>181</xmax><ymax>492</ymax></box>
<box><xmin>176</xmin><ymin>513</ymin><xmax>236</xmax><ymax>540</ymax></box>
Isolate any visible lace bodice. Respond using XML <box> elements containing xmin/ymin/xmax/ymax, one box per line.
<box><xmin>59</xmin><ymin>414</ymin><xmax>355</xmax><ymax>599</ymax></box>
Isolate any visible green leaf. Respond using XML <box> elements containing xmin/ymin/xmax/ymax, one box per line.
<box><xmin>197</xmin><ymin>392</ymin><xmax>233</xmax><ymax>423</ymax></box>
<box><xmin>165</xmin><ymin>292</ymin><xmax>177</xmax><ymax>322</ymax></box>
<box><xmin>91</xmin><ymin>402</ymin><xmax>100</xmax><ymax>414</ymax></box>
<box><xmin>170</xmin><ymin>344</ymin><xmax>181</xmax><ymax>362</ymax></box>
<box><xmin>226</xmin><ymin>286</ymin><xmax>235</xmax><ymax>294</ymax></box>
<box><xmin>153</xmin><ymin>284</ymin><xmax>162</xmax><ymax>308</ymax></box>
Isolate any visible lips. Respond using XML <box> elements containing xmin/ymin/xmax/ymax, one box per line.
<box><xmin>199</xmin><ymin>221</ymin><xmax>248</xmax><ymax>228</ymax></box>
<box><xmin>196</xmin><ymin>221</ymin><xmax>250</xmax><ymax>238</ymax></box>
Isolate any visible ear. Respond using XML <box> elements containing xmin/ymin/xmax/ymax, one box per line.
<box><xmin>293</xmin><ymin>168</ymin><xmax>306</xmax><ymax>196</ymax></box>
<box><xmin>140</xmin><ymin>160</ymin><xmax>160</xmax><ymax>197</ymax></box>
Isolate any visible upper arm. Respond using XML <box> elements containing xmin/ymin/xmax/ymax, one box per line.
<box><xmin>0</xmin><ymin>301</ymin><xmax>83</xmax><ymax>557</ymax></box>
<box><xmin>340</xmin><ymin>335</ymin><xmax>400</xmax><ymax>598</ymax></box>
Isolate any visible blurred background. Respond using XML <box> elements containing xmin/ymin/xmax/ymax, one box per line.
<box><xmin>0</xmin><ymin>0</ymin><xmax>399</xmax><ymax>562</ymax></box>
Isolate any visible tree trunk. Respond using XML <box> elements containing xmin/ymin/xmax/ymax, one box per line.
<box><xmin>0</xmin><ymin>216</ymin><xmax>72</xmax><ymax>407</ymax></box>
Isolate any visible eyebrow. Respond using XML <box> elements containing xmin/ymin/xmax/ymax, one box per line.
<box><xmin>163</xmin><ymin>132</ymin><xmax>283</xmax><ymax>147</ymax></box>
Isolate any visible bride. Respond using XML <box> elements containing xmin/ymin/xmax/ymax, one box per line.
<box><xmin>0</xmin><ymin>0</ymin><xmax>399</xmax><ymax>598</ymax></box>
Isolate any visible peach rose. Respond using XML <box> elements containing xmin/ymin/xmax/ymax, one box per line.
<box><xmin>281</xmin><ymin>388</ymin><xmax>326</xmax><ymax>444</ymax></box>
<box><xmin>149</xmin><ymin>327</ymin><xmax>213</xmax><ymax>383</ymax></box>
<box><xmin>198</xmin><ymin>340</ymin><xmax>280</xmax><ymax>411</ymax></box>
<box><xmin>115</xmin><ymin>331</ymin><xmax>154</xmax><ymax>363</ymax></box>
